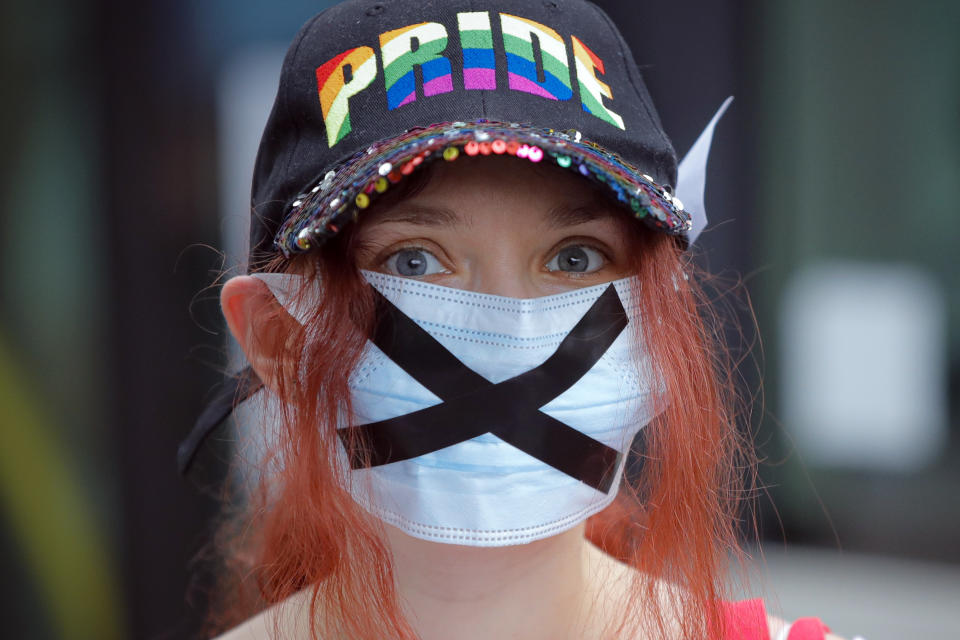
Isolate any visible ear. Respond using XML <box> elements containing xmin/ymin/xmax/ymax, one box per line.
<box><xmin>220</xmin><ymin>275</ymin><xmax>299</xmax><ymax>393</ymax></box>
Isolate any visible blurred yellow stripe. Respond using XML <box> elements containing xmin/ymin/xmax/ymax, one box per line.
<box><xmin>0</xmin><ymin>335</ymin><xmax>123</xmax><ymax>640</ymax></box>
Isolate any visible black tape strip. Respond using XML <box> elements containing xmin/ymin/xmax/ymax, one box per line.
<box><xmin>339</xmin><ymin>284</ymin><xmax>628</xmax><ymax>493</ymax></box>
<box><xmin>177</xmin><ymin>366</ymin><xmax>264</xmax><ymax>475</ymax></box>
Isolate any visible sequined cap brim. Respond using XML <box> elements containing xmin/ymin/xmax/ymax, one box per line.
<box><xmin>276</xmin><ymin>120</ymin><xmax>691</xmax><ymax>256</ymax></box>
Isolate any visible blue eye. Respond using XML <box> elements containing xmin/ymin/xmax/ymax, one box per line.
<box><xmin>384</xmin><ymin>248</ymin><xmax>448</xmax><ymax>277</ymax></box>
<box><xmin>546</xmin><ymin>245</ymin><xmax>605</xmax><ymax>273</ymax></box>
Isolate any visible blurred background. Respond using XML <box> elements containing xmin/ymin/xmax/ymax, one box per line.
<box><xmin>1</xmin><ymin>0</ymin><xmax>957</xmax><ymax>638</ymax></box>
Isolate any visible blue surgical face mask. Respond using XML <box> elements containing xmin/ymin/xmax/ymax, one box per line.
<box><xmin>255</xmin><ymin>270</ymin><xmax>660</xmax><ymax>547</ymax></box>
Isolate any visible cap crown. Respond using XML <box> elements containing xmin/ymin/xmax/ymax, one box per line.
<box><xmin>251</xmin><ymin>0</ymin><xmax>676</xmax><ymax>262</ymax></box>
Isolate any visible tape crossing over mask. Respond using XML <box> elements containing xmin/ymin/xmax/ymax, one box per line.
<box><xmin>255</xmin><ymin>271</ymin><xmax>660</xmax><ymax>546</ymax></box>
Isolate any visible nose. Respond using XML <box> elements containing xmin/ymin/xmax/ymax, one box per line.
<box><xmin>464</xmin><ymin>246</ymin><xmax>541</xmax><ymax>299</ymax></box>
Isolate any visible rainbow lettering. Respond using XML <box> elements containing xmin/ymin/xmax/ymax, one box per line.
<box><xmin>571</xmin><ymin>35</ymin><xmax>624</xmax><ymax>130</ymax></box>
<box><xmin>457</xmin><ymin>12</ymin><xmax>496</xmax><ymax>90</ymax></box>
<box><xmin>315</xmin><ymin>46</ymin><xmax>378</xmax><ymax>147</ymax></box>
<box><xmin>380</xmin><ymin>22</ymin><xmax>454</xmax><ymax>110</ymax></box>
<box><xmin>500</xmin><ymin>13</ymin><xmax>572</xmax><ymax>101</ymax></box>
<box><xmin>314</xmin><ymin>13</ymin><xmax>628</xmax><ymax>148</ymax></box>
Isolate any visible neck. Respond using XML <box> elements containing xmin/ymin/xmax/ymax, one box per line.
<box><xmin>385</xmin><ymin>523</ymin><xmax>608</xmax><ymax>640</ymax></box>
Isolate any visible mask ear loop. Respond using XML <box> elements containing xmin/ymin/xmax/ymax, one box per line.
<box><xmin>252</xmin><ymin>272</ymin><xmax>313</xmax><ymax>324</ymax></box>
<box><xmin>676</xmin><ymin>96</ymin><xmax>734</xmax><ymax>246</ymax></box>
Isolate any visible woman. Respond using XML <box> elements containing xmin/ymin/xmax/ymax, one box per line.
<box><xmin>182</xmin><ymin>0</ymin><xmax>845</xmax><ymax>638</ymax></box>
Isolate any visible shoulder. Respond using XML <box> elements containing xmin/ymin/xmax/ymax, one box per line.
<box><xmin>212</xmin><ymin>612</ymin><xmax>271</xmax><ymax>640</ymax></box>
<box><xmin>211</xmin><ymin>590</ymin><xmax>315</xmax><ymax>640</ymax></box>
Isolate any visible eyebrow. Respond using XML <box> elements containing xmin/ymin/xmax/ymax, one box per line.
<box><xmin>365</xmin><ymin>204</ymin><xmax>464</xmax><ymax>228</ymax></box>
<box><xmin>544</xmin><ymin>203</ymin><xmax>618</xmax><ymax>229</ymax></box>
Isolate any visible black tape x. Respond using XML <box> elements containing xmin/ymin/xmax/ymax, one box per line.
<box><xmin>338</xmin><ymin>284</ymin><xmax>629</xmax><ymax>493</ymax></box>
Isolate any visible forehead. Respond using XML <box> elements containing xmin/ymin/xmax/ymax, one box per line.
<box><xmin>359</xmin><ymin>156</ymin><xmax>625</xmax><ymax>230</ymax></box>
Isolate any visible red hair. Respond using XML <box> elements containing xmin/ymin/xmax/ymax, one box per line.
<box><xmin>584</xmin><ymin>227</ymin><xmax>752</xmax><ymax>638</ymax></box>
<box><xmin>205</xmin><ymin>191</ymin><xmax>754</xmax><ymax>639</ymax></box>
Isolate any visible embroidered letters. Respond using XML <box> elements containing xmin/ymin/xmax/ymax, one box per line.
<box><xmin>315</xmin><ymin>11</ymin><xmax>626</xmax><ymax>147</ymax></box>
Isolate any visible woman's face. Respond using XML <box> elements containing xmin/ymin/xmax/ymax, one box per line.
<box><xmin>353</xmin><ymin>157</ymin><xmax>635</xmax><ymax>298</ymax></box>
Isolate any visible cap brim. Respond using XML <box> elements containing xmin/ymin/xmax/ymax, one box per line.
<box><xmin>275</xmin><ymin>120</ymin><xmax>691</xmax><ymax>256</ymax></box>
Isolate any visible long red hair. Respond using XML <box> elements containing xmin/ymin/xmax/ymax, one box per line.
<box><xmin>205</xmin><ymin>182</ymin><xmax>754</xmax><ymax>639</ymax></box>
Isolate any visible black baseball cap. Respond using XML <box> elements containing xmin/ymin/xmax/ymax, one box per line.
<box><xmin>248</xmin><ymin>0</ymin><xmax>689</xmax><ymax>269</ymax></box>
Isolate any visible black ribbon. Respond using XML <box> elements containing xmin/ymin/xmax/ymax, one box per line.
<box><xmin>339</xmin><ymin>284</ymin><xmax>629</xmax><ymax>493</ymax></box>
<box><xmin>177</xmin><ymin>366</ymin><xmax>263</xmax><ymax>475</ymax></box>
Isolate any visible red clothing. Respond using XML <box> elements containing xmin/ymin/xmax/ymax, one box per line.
<box><xmin>721</xmin><ymin>599</ymin><xmax>830</xmax><ymax>640</ymax></box>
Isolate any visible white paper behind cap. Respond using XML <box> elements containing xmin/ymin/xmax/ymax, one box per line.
<box><xmin>676</xmin><ymin>96</ymin><xmax>733</xmax><ymax>245</ymax></box>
